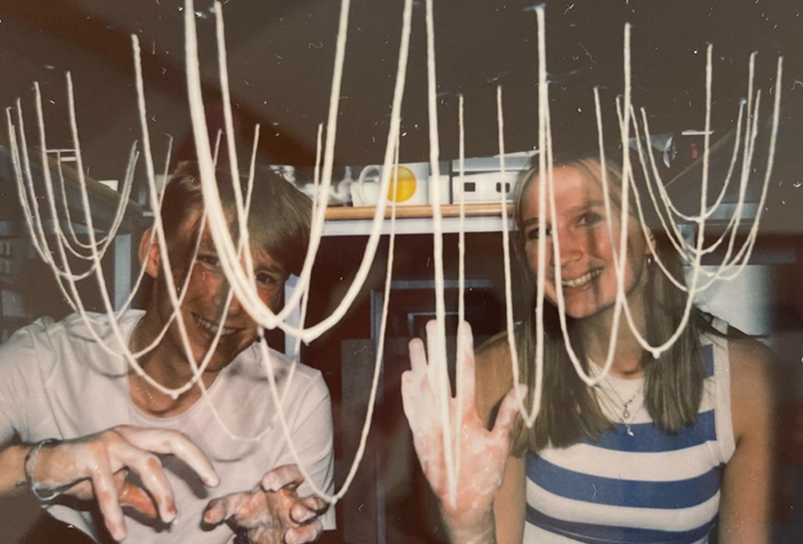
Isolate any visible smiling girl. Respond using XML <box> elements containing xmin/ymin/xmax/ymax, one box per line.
<box><xmin>403</xmin><ymin>145</ymin><xmax>774</xmax><ymax>544</ymax></box>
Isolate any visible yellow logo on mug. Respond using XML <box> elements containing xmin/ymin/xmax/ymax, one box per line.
<box><xmin>354</xmin><ymin>162</ymin><xmax>432</xmax><ymax>207</ymax></box>
<box><xmin>388</xmin><ymin>165</ymin><xmax>417</xmax><ymax>202</ymax></box>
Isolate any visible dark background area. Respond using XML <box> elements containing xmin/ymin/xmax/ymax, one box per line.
<box><xmin>0</xmin><ymin>0</ymin><xmax>800</xmax><ymax>166</ymax></box>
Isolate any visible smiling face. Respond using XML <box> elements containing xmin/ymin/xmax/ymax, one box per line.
<box><xmin>144</xmin><ymin>207</ymin><xmax>286</xmax><ymax>373</ymax></box>
<box><xmin>519</xmin><ymin>160</ymin><xmax>652</xmax><ymax>321</ymax></box>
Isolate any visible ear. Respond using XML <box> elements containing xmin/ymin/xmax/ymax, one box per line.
<box><xmin>139</xmin><ymin>229</ymin><xmax>161</xmax><ymax>279</ymax></box>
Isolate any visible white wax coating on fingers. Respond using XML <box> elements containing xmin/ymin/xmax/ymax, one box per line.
<box><xmin>421</xmin><ymin>0</ymin><xmax>457</xmax><ymax>507</ymax></box>
<box><xmin>9</xmin><ymin>0</ymin><xmax>783</xmax><ymax>515</ymax></box>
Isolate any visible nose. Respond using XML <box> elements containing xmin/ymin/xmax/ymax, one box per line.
<box><xmin>211</xmin><ymin>278</ymin><xmax>246</xmax><ymax>317</ymax></box>
<box><xmin>226</xmin><ymin>291</ymin><xmax>245</xmax><ymax>316</ymax></box>
<box><xmin>555</xmin><ymin>227</ymin><xmax>585</xmax><ymax>269</ymax></box>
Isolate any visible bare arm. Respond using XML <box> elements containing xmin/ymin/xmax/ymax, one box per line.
<box><xmin>0</xmin><ymin>427</ymin><xmax>219</xmax><ymax>541</ymax></box>
<box><xmin>474</xmin><ymin>334</ymin><xmax>526</xmax><ymax>544</ymax></box>
<box><xmin>493</xmin><ymin>455</ymin><xmax>526</xmax><ymax>544</ymax></box>
<box><xmin>718</xmin><ymin>339</ymin><xmax>775</xmax><ymax>544</ymax></box>
<box><xmin>0</xmin><ymin>443</ymin><xmax>31</xmax><ymax>494</ymax></box>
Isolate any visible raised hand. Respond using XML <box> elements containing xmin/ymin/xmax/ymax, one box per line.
<box><xmin>401</xmin><ymin>321</ymin><xmax>525</xmax><ymax>542</ymax></box>
<box><xmin>31</xmin><ymin>425</ymin><xmax>219</xmax><ymax>541</ymax></box>
<box><xmin>203</xmin><ymin>464</ymin><xmax>329</xmax><ymax>544</ymax></box>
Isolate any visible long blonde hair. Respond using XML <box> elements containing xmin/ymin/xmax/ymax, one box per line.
<box><xmin>509</xmin><ymin>148</ymin><xmax>707</xmax><ymax>454</ymax></box>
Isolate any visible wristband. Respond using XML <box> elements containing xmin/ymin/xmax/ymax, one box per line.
<box><xmin>24</xmin><ymin>438</ymin><xmax>61</xmax><ymax>501</ymax></box>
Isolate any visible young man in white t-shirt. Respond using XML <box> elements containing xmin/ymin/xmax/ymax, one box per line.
<box><xmin>0</xmin><ymin>162</ymin><xmax>334</xmax><ymax>544</ymax></box>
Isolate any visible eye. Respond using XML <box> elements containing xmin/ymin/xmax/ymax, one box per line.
<box><xmin>525</xmin><ymin>224</ymin><xmax>552</xmax><ymax>241</ymax></box>
<box><xmin>577</xmin><ymin>212</ymin><xmax>603</xmax><ymax>227</ymax></box>
<box><xmin>255</xmin><ymin>271</ymin><xmax>280</xmax><ymax>286</ymax></box>
<box><xmin>198</xmin><ymin>254</ymin><xmax>220</xmax><ymax>267</ymax></box>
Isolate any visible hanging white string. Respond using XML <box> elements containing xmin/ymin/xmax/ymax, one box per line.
<box><xmin>422</xmin><ymin>0</ymin><xmax>458</xmax><ymax>507</ymax></box>
<box><xmin>254</xmin><ymin>116</ymin><xmax>404</xmax><ymax>503</ymax></box>
<box><xmin>185</xmin><ymin>0</ymin><xmax>414</xmax><ymax>346</ymax></box>
<box><xmin>629</xmin><ymin>100</ymin><xmax>746</xmax><ymax>266</ymax></box>
<box><xmin>454</xmin><ymin>93</ymin><xmax>467</xmax><ymax>480</ymax></box>
<box><xmin>49</xmin><ymin>144</ymin><xmax>137</xmax><ymax>267</ymax></box>
<box><xmin>507</xmin><ymin>5</ymin><xmax>548</xmax><ymax>425</ymax></box>
<box><xmin>607</xmin><ymin>42</ymin><xmax>713</xmax><ymax>358</ymax></box>
<box><xmin>279</xmin><ymin>123</ymin><xmax>324</xmax><ymax>406</ymax></box>
<box><xmin>6</xmin><ymin>0</ymin><xmax>785</xmax><ymax>509</ymax></box>
<box><xmin>496</xmin><ymin>84</ymin><xmax>536</xmax><ymax>424</ymax></box>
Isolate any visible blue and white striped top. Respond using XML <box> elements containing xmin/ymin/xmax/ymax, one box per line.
<box><xmin>525</xmin><ymin>333</ymin><xmax>734</xmax><ymax>544</ymax></box>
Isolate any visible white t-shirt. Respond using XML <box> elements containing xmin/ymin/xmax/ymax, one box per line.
<box><xmin>0</xmin><ymin>310</ymin><xmax>335</xmax><ymax>543</ymax></box>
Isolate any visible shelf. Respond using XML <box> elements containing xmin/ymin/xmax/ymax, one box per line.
<box><xmin>0</xmin><ymin>146</ymin><xmax>147</xmax><ymax>236</ymax></box>
<box><xmin>323</xmin><ymin>202</ymin><xmax>515</xmax><ymax>236</ymax></box>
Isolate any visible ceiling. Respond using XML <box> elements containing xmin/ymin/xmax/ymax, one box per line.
<box><xmin>1</xmin><ymin>0</ymin><xmax>799</xmax><ymax>165</ymax></box>
<box><xmin>1</xmin><ymin>0</ymin><xmax>802</xmax><ymax>232</ymax></box>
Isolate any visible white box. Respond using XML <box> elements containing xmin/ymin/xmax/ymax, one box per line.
<box><xmin>451</xmin><ymin>171</ymin><xmax>521</xmax><ymax>203</ymax></box>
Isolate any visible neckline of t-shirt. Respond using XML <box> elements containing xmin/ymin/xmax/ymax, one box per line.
<box><xmin>122</xmin><ymin>310</ymin><xmax>239</xmax><ymax>423</ymax></box>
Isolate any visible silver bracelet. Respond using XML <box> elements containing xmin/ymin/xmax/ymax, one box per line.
<box><xmin>24</xmin><ymin>438</ymin><xmax>61</xmax><ymax>501</ymax></box>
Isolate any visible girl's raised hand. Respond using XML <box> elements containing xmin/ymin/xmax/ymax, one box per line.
<box><xmin>401</xmin><ymin>320</ymin><xmax>525</xmax><ymax>543</ymax></box>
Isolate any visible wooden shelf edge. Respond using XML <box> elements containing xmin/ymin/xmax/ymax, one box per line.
<box><xmin>325</xmin><ymin>202</ymin><xmax>514</xmax><ymax>220</ymax></box>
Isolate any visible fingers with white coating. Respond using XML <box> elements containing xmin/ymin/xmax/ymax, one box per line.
<box><xmin>492</xmin><ymin>384</ymin><xmax>528</xmax><ymax>441</ymax></box>
<box><xmin>285</xmin><ymin>519</ymin><xmax>324</xmax><ymax>544</ymax></box>
<box><xmin>90</xmin><ymin>453</ymin><xmax>127</xmax><ymax>541</ymax></box>
<box><xmin>291</xmin><ymin>495</ymin><xmax>329</xmax><ymax>524</ymax></box>
<box><xmin>26</xmin><ymin>426</ymin><xmax>218</xmax><ymax>542</ymax></box>
<box><xmin>115</xmin><ymin>427</ymin><xmax>219</xmax><ymax>487</ymax></box>
<box><xmin>456</xmin><ymin>320</ymin><xmax>476</xmax><ymax>405</ymax></box>
<box><xmin>112</xmin><ymin>439</ymin><xmax>176</xmax><ymax>523</ymax></box>
<box><xmin>261</xmin><ymin>463</ymin><xmax>304</xmax><ymax>492</ymax></box>
<box><xmin>203</xmin><ymin>490</ymin><xmax>250</xmax><ymax>526</ymax></box>
<box><xmin>425</xmin><ymin>320</ymin><xmax>446</xmax><ymax>395</ymax></box>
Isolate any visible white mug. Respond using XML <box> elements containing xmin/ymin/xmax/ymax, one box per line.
<box><xmin>353</xmin><ymin>163</ymin><xmax>429</xmax><ymax>207</ymax></box>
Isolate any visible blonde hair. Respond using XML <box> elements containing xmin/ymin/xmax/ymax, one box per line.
<box><xmin>509</xmin><ymin>149</ymin><xmax>706</xmax><ymax>454</ymax></box>
<box><xmin>160</xmin><ymin>161</ymin><xmax>311</xmax><ymax>277</ymax></box>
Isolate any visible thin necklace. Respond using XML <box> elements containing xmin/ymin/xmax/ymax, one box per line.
<box><xmin>590</xmin><ymin>364</ymin><xmax>645</xmax><ymax>437</ymax></box>
<box><xmin>129</xmin><ymin>319</ymin><xmax>156</xmax><ymax>403</ymax></box>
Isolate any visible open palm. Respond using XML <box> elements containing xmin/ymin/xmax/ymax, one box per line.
<box><xmin>401</xmin><ymin>320</ymin><xmax>525</xmax><ymax>531</ymax></box>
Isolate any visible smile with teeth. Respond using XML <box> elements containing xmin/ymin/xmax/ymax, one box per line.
<box><xmin>561</xmin><ymin>269</ymin><xmax>602</xmax><ymax>288</ymax></box>
<box><xmin>195</xmin><ymin>314</ymin><xmax>237</xmax><ymax>336</ymax></box>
